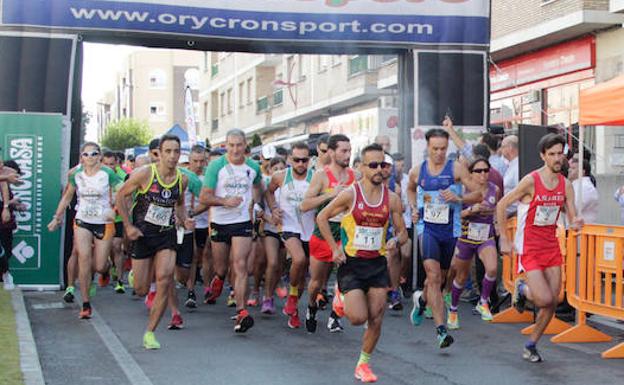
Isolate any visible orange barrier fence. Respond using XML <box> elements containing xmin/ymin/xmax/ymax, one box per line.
<box><xmin>492</xmin><ymin>219</ymin><xmax>570</xmax><ymax>335</ymax></box>
<box><xmin>551</xmin><ymin>225</ymin><xmax>624</xmax><ymax>359</ymax></box>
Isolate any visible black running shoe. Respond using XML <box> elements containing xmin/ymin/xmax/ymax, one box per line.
<box><xmin>513</xmin><ymin>278</ymin><xmax>527</xmax><ymax>313</ymax></box>
<box><xmin>185</xmin><ymin>290</ymin><xmax>197</xmax><ymax>309</ymax></box>
<box><xmin>523</xmin><ymin>345</ymin><xmax>543</xmax><ymax>363</ymax></box>
<box><xmin>305</xmin><ymin>307</ymin><xmax>318</xmax><ymax>333</ymax></box>
<box><xmin>234</xmin><ymin>310</ymin><xmax>254</xmax><ymax>333</ymax></box>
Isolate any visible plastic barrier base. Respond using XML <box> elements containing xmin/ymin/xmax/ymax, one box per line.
<box><xmin>551</xmin><ymin>324</ymin><xmax>613</xmax><ymax>343</ymax></box>
<box><xmin>521</xmin><ymin>317</ymin><xmax>571</xmax><ymax>335</ymax></box>
<box><xmin>491</xmin><ymin>307</ymin><xmax>534</xmax><ymax>324</ymax></box>
<box><xmin>602</xmin><ymin>343</ymin><xmax>624</xmax><ymax>359</ymax></box>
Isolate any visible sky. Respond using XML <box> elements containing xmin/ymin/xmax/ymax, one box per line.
<box><xmin>81</xmin><ymin>43</ymin><xmax>139</xmax><ymax>142</ymax></box>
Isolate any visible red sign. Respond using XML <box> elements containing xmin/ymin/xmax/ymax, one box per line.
<box><xmin>490</xmin><ymin>36</ymin><xmax>595</xmax><ymax>92</ymax></box>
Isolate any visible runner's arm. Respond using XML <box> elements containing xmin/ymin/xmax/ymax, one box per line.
<box><xmin>265</xmin><ymin>171</ymin><xmax>285</xmax><ymax>212</ymax></box>
<box><xmin>176</xmin><ymin>175</ymin><xmax>189</xmax><ymax>224</ymax></box>
<box><xmin>300</xmin><ymin>171</ymin><xmax>332</xmax><ymax>212</ymax></box>
<box><xmin>0</xmin><ymin>169</ymin><xmax>20</xmax><ymax>184</ymax></box>
<box><xmin>454</xmin><ymin>162</ymin><xmax>483</xmax><ymax>204</ymax></box>
<box><xmin>407</xmin><ymin>166</ymin><xmax>419</xmax><ymax>223</ymax></box>
<box><xmin>496</xmin><ymin>175</ymin><xmax>534</xmax><ymax>246</ymax></box>
<box><xmin>389</xmin><ymin>192</ymin><xmax>408</xmax><ymax>247</ymax></box>
<box><xmin>316</xmin><ymin>188</ymin><xmax>354</xmax><ymax>253</ymax></box>
<box><xmin>1</xmin><ymin>182</ymin><xmax>10</xmax><ymax>223</ymax></box>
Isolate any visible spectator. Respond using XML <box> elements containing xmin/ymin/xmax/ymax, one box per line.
<box><xmin>1</xmin><ymin>159</ymin><xmax>22</xmax><ymax>290</ymax></box>
<box><xmin>614</xmin><ymin>185</ymin><xmax>624</xmax><ymax>225</ymax></box>
<box><xmin>481</xmin><ymin>133</ymin><xmax>507</xmax><ymax>176</ymax></box>
<box><xmin>569</xmin><ymin>158</ymin><xmax>598</xmax><ymax>223</ymax></box>
<box><xmin>374</xmin><ymin>135</ymin><xmax>391</xmax><ymax>153</ymax></box>
<box><xmin>501</xmin><ymin>135</ymin><xmax>519</xmax><ymax>215</ymax></box>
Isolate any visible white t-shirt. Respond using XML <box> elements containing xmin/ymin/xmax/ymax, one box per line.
<box><xmin>573</xmin><ymin>176</ymin><xmax>599</xmax><ymax>224</ymax></box>
<box><xmin>71</xmin><ymin>166</ymin><xmax>122</xmax><ymax>224</ymax></box>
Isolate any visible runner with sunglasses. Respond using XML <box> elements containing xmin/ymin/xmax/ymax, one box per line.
<box><xmin>446</xmin><ymin>157</ymin><xmax>501</xmax><ymax>330</ymax></box>
<box><xmin>48</xmin><ymin>142</ymin><xmax>123</xmax><ymax>319</ymax></box>
<box><xmin>301</xmin><ymin>134</ymin><xmax>355</xmax><ymax>333</ymax></box>
<box><xmin>407</xmin><ymin>117</ymin><xmax>483</xmax><ymax>348</ymax></box>
<box><xmin>317</xmin><ymin>143</ymin><xmax>407</xmax><ymax>382</ymax></box>
<box><xmin>265</xmin><ymin>142</ymin><xmax>315</xmax><ymax>328</ymax></box>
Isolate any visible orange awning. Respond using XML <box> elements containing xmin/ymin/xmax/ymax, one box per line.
<box><xmin>579</xmin><ymin>75</ymin><xmax>624</xmax><ymax>126</ymax></box>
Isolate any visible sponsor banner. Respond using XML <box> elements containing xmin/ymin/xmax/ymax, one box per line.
<box><xmin>1</xmin><ymin>113</ymin><xmax>62</xmax><ymax>286</ymax></box>
<box><xmin>1</xmin><ymin>0</ymin><xmax>490</xmax><ymax>46</ymax></box>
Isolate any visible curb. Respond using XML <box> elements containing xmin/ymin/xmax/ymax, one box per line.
<box><xmin>10</xmin><ymin>289</ymin><xmax>45</xmax><ymax>385</ymax></box>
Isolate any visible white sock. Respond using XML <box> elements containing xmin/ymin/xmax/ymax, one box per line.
<box><xmin>149</xmin><ymin>282</ymin><xmax>156</xmax><ymax>292</ymax></box>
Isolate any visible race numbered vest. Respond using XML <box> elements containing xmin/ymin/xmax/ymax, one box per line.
<box><xmin>278</xmin><ymin>167</ymin><xmax>315</xmax><ymax>241</ymax></box>
<box><xmin>312</xmin><ymin>166</ymin><xmax>356</xmax><ymax>241</ymax></box>
<box><xmin>133</xmin><ymin>164</ymin><xmax>182</xmax><ymax>235</ymax></box>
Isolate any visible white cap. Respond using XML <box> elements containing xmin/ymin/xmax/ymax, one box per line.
<box><xmin>262</xmin><ymin>144</ymin><xmax>277</xmax><ymax>160</ymax></box>
<box><xmin>384</xmin><ymin>153</ymin><xmax>394</xmax><ymax>166</ymax></box>
<box><xmin>179</xmin><ymin>154</ymin><xmax>189</xmax><ymax>164</ymax></box>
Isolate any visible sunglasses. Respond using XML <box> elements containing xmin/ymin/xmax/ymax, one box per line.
<box><xmin>472</xmin><ymin>168</ymin><xmax>490</xmax><ymax>174</ymax></box>
<box><xmin>81</xmin><ymin>151</ymin><xmax>100</xmax><ymax>158</ymax></box>
<box><xmin>318</xmin><ymin>149</ymin><xmax>328</xmax><ymax>154</ymax></box>
<box><xmin>365</xmin><ymin>161</ymin><xmax>391</xmax><ymax>169</ymax></box>
<box><xmin>292</xmin><ymin>157</ymin><xmax>309</xmax><ymax>163</ymax></box>
<box><xmin>151</xmin><ymin>151</ymin><xmax>159</xmax><ymax>157</ymax></box>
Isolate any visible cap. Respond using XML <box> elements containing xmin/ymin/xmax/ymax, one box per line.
<box><xmin>262</xmin><ymin>144</ymin><xmax>277</xmax><ymax>160</ymax></box>
<box><xmin>384</xmin><ymin>153</ymin><xmax>394</xmax><ymax>166</ymax></box>
<box><xmin>179</xmin><ymin>154</ymin><xmax>189</xmax><ymax>164</ymax></box>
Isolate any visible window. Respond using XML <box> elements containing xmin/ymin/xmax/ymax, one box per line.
<box><xmin>203</xmin><ymin>102</ymin><xmax>209</xmax><ymax>123</ymax></box>
<box><xmin>239</xmin><ymin>81</ymin><xmax>245</xmax><ymax>108</ymax></box>
<box><xmin>287</xmin><ymin>55</ymin><xmax>295</xmax><ymax>81</ymax></box>
<box><xmin>318</xmin><ymin>55</ymin><xmax>329</xmax><ymax>72</ymax></box>
<box><xmin>227</xmin><ymin>88</ymin><xmax>233</xmax><ymax>114</ymax></box>
<box><xmin>148</xmin><ymin>103</ymin><xmax>165</xmax><ymax>121</ymax></box>
<box><xmin>220</xmin><ymin>92</ymin><xmax>225</xmax><ymax>117</ymax></box>
<box><xmin>348</xmin><ymin>55</ymin><xmax>368</xmax><ymax>76</ymax></box>
<box><xmin>148</xmin><ymin>69</ymin><xmax>166</xmax><ymax>88</ymax></box>
<box><xmin>203</xmin><ymin>52</ymin><xmax>209</xmax><ymax>73</ymax></box>
<box><xmin>246</xmin><ymin>78</ymin><xmax>252</xmax><ymax>105</ymax></box>
<box><xmin>297</xmin><ymin>54</ymin><xmax>306</xmax><ymax>81</ymax></box>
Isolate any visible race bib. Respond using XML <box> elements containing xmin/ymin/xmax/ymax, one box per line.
<box><xmin>80</xmin><ymin>202</ymin><xmax>103</xmax><ymax>219</ymax></box>
<box><xmin>534</xmin><ymin>205</ymin><xmax>559</xmax><ymax>226</ymax></box>
<box><xmin>424</xmin><ymin>203</ymin><xmax>450</xmax><ymax>224</ymax></box>
<box><xmin>353</xmin><ymin>226</ymin><xmax>383</xmax><ymax>251</ymax></box>
<box><xmin>468</xmin><ymin>222</ymin><xmax>490</xmax><ymax>242</ymax></box>
<box><xmin>145</xmin><ymin>204</ymin><xmax>173</xmax><ymax>226</ymax></box>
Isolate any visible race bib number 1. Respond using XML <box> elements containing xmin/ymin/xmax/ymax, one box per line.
<box><xmin>145</xmin><ymin>204</ymin><xmax>173</xmax><ymax>226</ymax></box>
<box><xmin>424</xmin><ymin>203</ymin><xmax>450</xmax><ymax>224</ymax></box>
<box><xmin>534</xmin><ymin>205</ymin><xmax>559</xmax><ymax>226</ymax></box>
<box><xmin>353</xmin><ymin>226</ymin><xmax>383</xmax><ymax>251</ymax></box>
<box><xmin>468</xmin><ymin>222</ymin><xmax>490</xmax><ymax>242</ymax></box>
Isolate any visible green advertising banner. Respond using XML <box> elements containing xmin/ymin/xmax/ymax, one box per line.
<box><xmin>1</xmin><ymin>113</ymin><xmax>63</xmax><ymax>287</ymax></box>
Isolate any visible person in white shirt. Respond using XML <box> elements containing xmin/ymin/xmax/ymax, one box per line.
<box><xmin>501</xmin><ymin>135</ymin><xmax>519</xmax><ymax>215</ymax></box>
<box><xmin>568</xmin><ymin>158</ymin><xmax>598</xmax><ymax>223</ymax></box>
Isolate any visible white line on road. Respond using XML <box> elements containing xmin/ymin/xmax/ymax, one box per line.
<box><xmin>90</xmin><ymin>307</ymin><xmax>154</xmax><ymax>385</ymax></box>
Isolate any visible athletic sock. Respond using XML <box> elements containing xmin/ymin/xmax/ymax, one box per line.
<box><xmin>418</xmin><ymin>294</ymin><xmax>427</xmax><ymax>309</ymax></box>
<box><xmin>525</xmin><ymin>340</ymin><xmax>536</xmax><ymax>349</ymax></box>
<box><xmin>357</xmin><ymin>351</ymin><xmax>371</xmax><ymax>366</ymax></box>
<box><xmin>451</xmin><ymin>280</ymin><xmax>463</xmax><ymax>311</ymax></box>
<box><xmin>436</xmin><ymin>325</ymin><xmax>447</xmax><ymax>335</ymax></box>
<box><xmin>82</xmin><ymin>302</ymin><xmax>91</xmax><ymax>310</ymax></box>
<box><xmin>149</xmin><ymin>282</ymin><xmax>156</xmax><ymax>293</ymax></box>
<box><xmin>518</xmin><ymin>280</ymin><xmax>527</xmax><ymax>296</ymax></box>
<box><xmin>289</xmin><ymin>285</ymin><xmax>299</xmax><ymax>297</ymax></box>
<box><xmin>480</xmin><ymin>275</ymin><xmax>496</xmax><ymax>304</ymax></box>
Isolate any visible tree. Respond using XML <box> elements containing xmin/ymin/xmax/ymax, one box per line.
<box><xmin>101</xmin><ymin>118</ymin><xmax>152</xmax><ymax>151</ymax></box>
<box><xmin>250</xmin><ymin>133</ymin><xmax>262</xmax><ymax>148</ymax></box>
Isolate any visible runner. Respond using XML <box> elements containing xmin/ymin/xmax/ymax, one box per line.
<box><xmin>115</xmin><ymin>134</ymin><xmax>193</xmax><ymax>349</ymax></box>
<box><xmin>407</xmin><ymin>118</ymin><xmax>483</xmax><ymax>348</ymax></box>
<box><xmin>260</xmin><ymin>157</ymin><xmax>287</xmax><ymax>314</ymax></box>
<box><xmin>301</xmin><ymin>134</ymin><xmax>355</xmax><ymax>333</ymax></box>
<box><xmin>102</xmin><ymin>150</ymin><xmax>128</xmax><ymax>293</ymax></box>
<box><xmin>497</xmin><ymin>133</ymin><xmax>583</xmax><ymax>362</ymax></box>
<box><xmin>48</xmin><ymin>142</ymin><xmax>123</xmax><ymax>319</ymax></box>
<box><xmin>265</xmin><ymin>142</ymin><xmax>315</xmax><ymax>328</ymax></box>
<box><xmin>200</xmin><ymin>129</ymin><xmax>262</xmax><ymax>333</ymax></box>
<box><xmin>317</xmin><ymin>143</ymin><xmax>407</xmax><ymax>383</ymax></box>
<box><xmin>447</xmin><ymin>157</ymin><xmax>501</xmax><ymax>330</ymax></box>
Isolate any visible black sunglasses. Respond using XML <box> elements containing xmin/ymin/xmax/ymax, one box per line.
<box><xmin>82</xmin><ymin>151</ymin><xmax>100</xmax><ymax>158</ymax></box>
<box><xmin>318</xmin><ymin>149</ymin><xmax>328</xmax><ymax>154</ymax></box>
<box><xmin>472</xmin><ymin>168</ymin><xmax>490</xmax><ymax>174</ymax></box>
<box><xmin>292</xmin><ymin>157</ymin><xmax>309</xmax><ymax>163</ymax></box>
<box><xmin>365</xmin><ymin>161</ymin><xmax>391</xmax><ymax>169</ymax></box>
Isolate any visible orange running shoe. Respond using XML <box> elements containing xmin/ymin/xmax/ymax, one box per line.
<box><xmin>283</xmin><ymin>295</ymin><xmax>298</xmax><ymax>316</ymax></box>
<box><xmin>79</xmin><ymin>306</ymin><xmax>92</xmax><ymax>320</ymax></box>
<box><xmin>276</xmin><ymin>286</ymin><xmax>288</xmax><ymax>299</ymax></box>
<box><xmin>332</xmin><ymin>285</ymin><xmax>345</xmax><ymax>318</ymax></box>
<box><xmin>354</xmin><ymin>363</ymin><xmax>378</xmax><ymax>383</ymax></box>
<box><xmin>288</xmin><ymin>310</ymin><xmax>301</xmax><ymax>329</ymax></box>
<box><xmin>98</xmin><ymin>272</ymin><xmax>110</xmax><ymax>287</ymax></box>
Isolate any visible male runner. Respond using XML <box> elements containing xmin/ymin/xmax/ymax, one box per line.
<box><xmin>497</xmin><ymin>133</ymin><xmax>582</xmax><ymax>362</ymax></box>
<box><xmin>116</xmin><ymin>134</ymin><xmax>193</xmax><ymax>349</ymax></box>
<box><xmin>301</xmin><ymin>134</ymin><xmax>355</xmax><ymax>333</ymax></box>
<box><xmin>317</xmin><ymin>143</ymin><xmax>407</xmax><ymax>382</ymax></box>
<box><xmin>407</xmin><ymin>118</ymin><xmax>483</xmax><ymax>348</ymax></box>
<box><xmin>200</xmin><ymin>129</ymin><xmax>262</xmax><ymax>333</ymax></box>
<box><xmin>265</xmin><ymin>142</ymin><xmax>315</xmax><ymax>328</ymax></box>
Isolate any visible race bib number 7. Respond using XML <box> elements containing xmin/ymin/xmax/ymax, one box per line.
<box><xmin>424</xmin><ymin>203</ymin><xmax>450</xmax><ymax>224</ymax></box>
<box><xmin>145</xmin><ymin>204</ymin><xmax>173</xmax><ymax>226</ymax></box>
<box><xmin>353</xmin><ymin>226</ymin><xmax>383</xmax><ymax>251</ymax></box>
<box><xmin>534</xmin><ymin>205</ymin><xmax>559</xmax><ymax>226</ymax></box>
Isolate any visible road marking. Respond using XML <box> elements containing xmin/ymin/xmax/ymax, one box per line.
<box><xmin>31</xmin><ymin>302</ymin><xmax>65</xmax><ymax>310</ymax></box>
<box><xmin>90</xmin><ymin>308</ymin><xmax>154</xmax><ymax>385</ymax></box>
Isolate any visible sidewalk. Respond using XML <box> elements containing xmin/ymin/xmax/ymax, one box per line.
<box><xmin>0</xmin><ymin>289</ymin><xmax>22</xmax><ymax>385</ymax></box>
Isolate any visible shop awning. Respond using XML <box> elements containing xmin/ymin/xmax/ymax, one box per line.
<box><xmin>579</xmin><ymin>74</ymin><xmax>624</xmax><ymax>126</ymax></box>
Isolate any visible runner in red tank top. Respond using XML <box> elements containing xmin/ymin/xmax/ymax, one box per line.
<box><xmin>497</xmin><ymin>134</ymin><xmax>583</xmax><ymax>363</ymax></box>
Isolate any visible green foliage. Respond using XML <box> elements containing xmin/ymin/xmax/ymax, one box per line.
<box><xmin>101</xmin><ymin>118</ymin><xmax>152</xmax><ymax>151</ymax></box>
<box><xmin>250</xmin><ymin>133</ymin><xmax>262</xmax><ymax>148</ymax></box>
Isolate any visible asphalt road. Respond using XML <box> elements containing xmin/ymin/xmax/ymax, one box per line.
<box><xmin>24</xmin><ymin>287</ymin><xmax>624</xmax><ymax>385</ymax></box>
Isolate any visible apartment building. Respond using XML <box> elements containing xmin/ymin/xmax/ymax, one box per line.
<box><xmin>101</xmin><ymin>49</ymin><xmax>202</xmax><ymax>138</ymax></box>
<box><xmin>198</xmin><ymin>52</ymin><xmax>400</xmax><ymax>154</ymax></box>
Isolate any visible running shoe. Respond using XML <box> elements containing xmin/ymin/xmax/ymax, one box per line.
<box><xmin>79</xmin><ymin>305</ymin><xmax>92</xmax><ymax>320</ymax></box>
<box><xmin>145</xmin><ymin>290</ymin><xmax>156</xmax><ymax>310</ymax></box>
<box><xmin>288</xmin><ymin>310</ymin><xmax>301</xmax><ymax>329</ymax></box>
<box><xmin>89</xmin><ymin>282</ymin><xmax>97</xmax><ymax>298</ymax></box>
<box><xmin>444</xmin><ymin>292</ymin><xmax>452</xmax><ymax>309</ymax></box>
<box><xmin>226</xmin><ymin>291</ymin><xmax>237</xmax><ymax>307</ymax></box>
<box><xmin>247</xmin><ymin>291</ymin><xmax>259</xmax><ymax>307</ymax></box>
<box><xmin>276</xmin><ymin>285</ymin><xmax>288</xmax><ymax>299</ymax></box>
<box><xmin>305</xmin><ymin>307</ymin><xmax>318</xmax><ymax>333</ymax></box>
<box><xmin>513</xmin><ymin>278</ymin><xmax>527</xmax><ymax>313</ymax></box>
<box><xmin>523</xmin><ymin>345</ymin><xmax>543</xmax><ymax>363</ymax></box>
<box><xmin>424</xmin><ymin>307</ymin><xmax>433</xmax><ymax>319</ymax></box>
<box><xmin>203</xmin><ymin>287</ymin><xmax>212</xmax><ymax>304</ymax></box>
<box><xmin>388</xmin><ymin>290</ymin><xmax>403</xmax><ymax>311</ymax></box>
<box><xmin>437</xmin><ymin>330</ymin><xmax>454</xmax><ymax>349</ymax></box>
<box><xmin>110</xmin><ymin>266</ymin><xmax>118</xmax><ymax>282</ymax></box>
<box><xmin>354</xmin><ymin>363</ymin><xmax>378</xmax><ymax>383</ymax></box>
<box><xmin>327</xmin><ymin>314</ymin><xmax>344</xmax><ymax>333</ymax></box>
<box><xmin>234</xmin><ymin>309</ymin><xmax>254</xmax><ymax>333</ymax></box>
<box><xmin>98</xmin><ymin>272</ymin><xmax>110</xmax><ymax>287</ymax></box>
<box><xmin>63</xmin><ymin>286</ymin><xmax>75</xmax><ymax>303</ymax></box>
<box><xmin>128</xmin><ymin>270</ymin><xmax>134</xmax><ymax>288</ymax></box>
<box><xmin>447</xmin><ymin>311</ymin><xmax>459</xmax><ymax>330</ymax></box>
<box><xmin>143</xmin><ymin>331</ymin><xmax>161</xmax><ymax>350</ymax></box>
<box><xmin>332</xmin><ymin>285</ymin><xmax>345</xmax><ymax>318</ymax></box>
<box><xmin>476</xmin><ymin>302</ymin><xmax>493</xmax><ymax>321</ymax></box>
<box><xmin>261</xmin><ymin>297</ymin><xmax>276</xmax><ymax>314</ymax></box>
<box><xmin>185</xmin><ymin>290</ymin><xmax>197</xmax><ymax>309</ymax></box>
<box><xmin>316</xmin><ymin>291</ymin><xmax>328</xmax><ymax>310</ymax></box>
<box><xmin>410</xmin><ymin>290</ymin><xmax>425</xmax><ymax>326</ymax></box>
<box><xmin>283</xmin><ymin>295</ymin><xmax>298</xmax><ymax>316</ymax></box>
<box><xmin>205</xmin><ymin>276</ymin><xmax>224</xmax><ymax>304</ymax></box>
<box><xmin>114</xmin><ymin>281</ymin><xmax>125</xmax><ymax>294</ymax></box>
<box><xmin>168</xmin><ymin>313</ymin><xmax>184</xmax><ymax>330</ymax></box>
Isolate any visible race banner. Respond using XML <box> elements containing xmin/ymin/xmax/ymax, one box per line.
<box><xmin>1</xmin><ymin>0</ymin><xmax>490</xmax><ymax>46</ymax></box>
<box><xmin>1</xmin><ymin>113</ymin><xmax>62</xmax><ymax>287</ymax></box>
